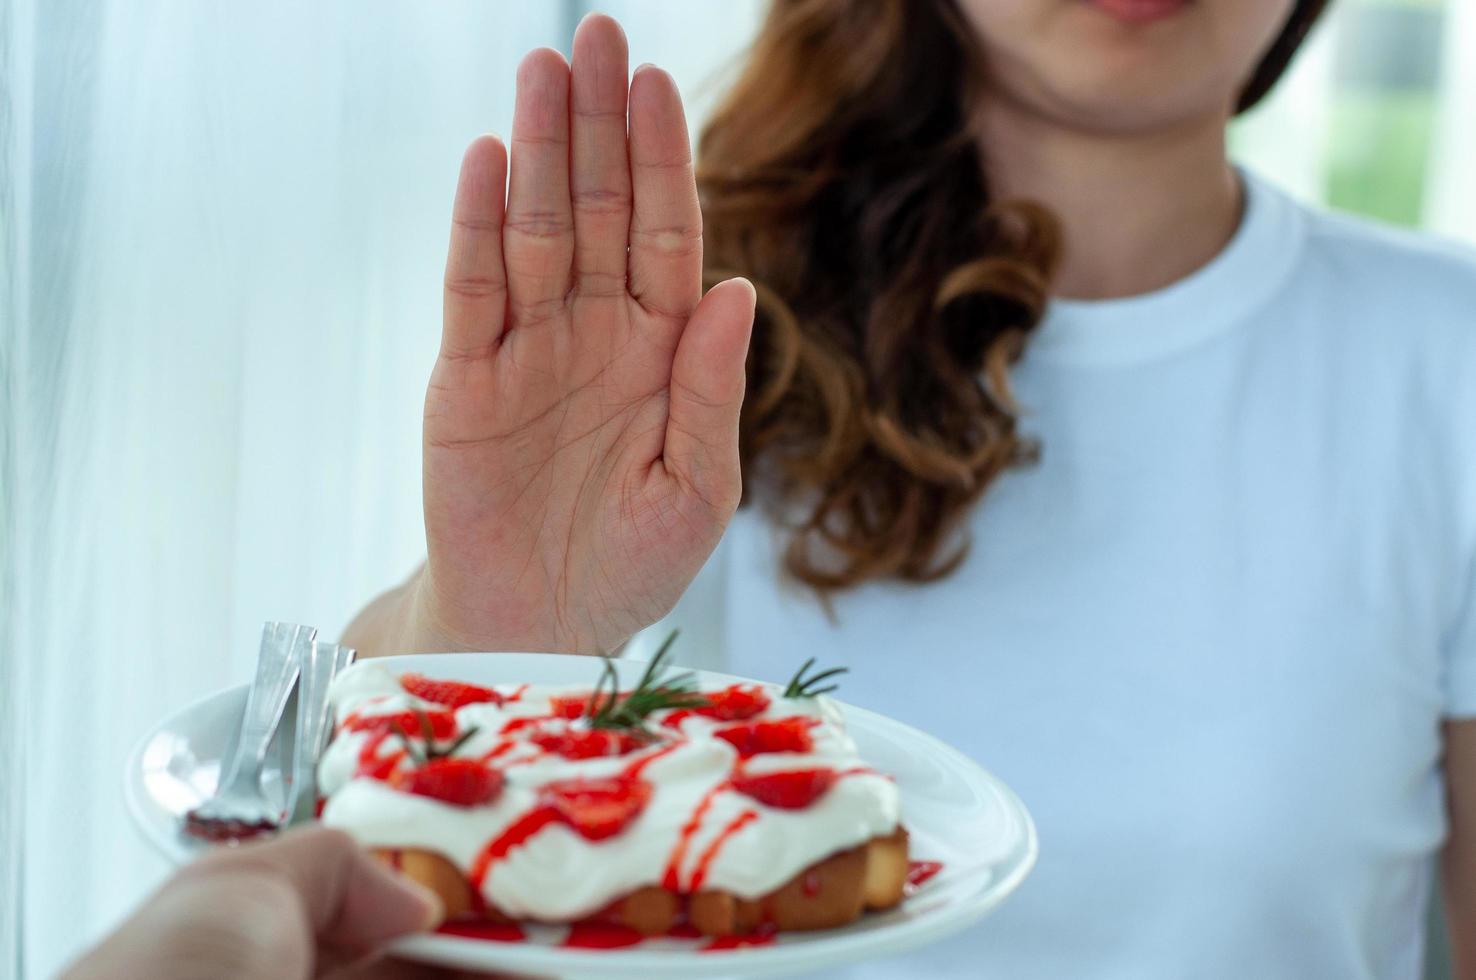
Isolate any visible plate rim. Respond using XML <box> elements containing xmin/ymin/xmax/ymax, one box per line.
<box><xmin>125</xmin><ymin>651</ymin><xmax>1038</xmax><ymax>975</ymax></box>
<box><xmin>125</xmin><ymin>679</ymin><xmax>253</xmax><ymax>864</ymax></box>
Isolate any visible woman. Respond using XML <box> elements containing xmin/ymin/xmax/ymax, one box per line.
<box><xmin>346</xmin><ymin>1</ymin><xmax>1476</xmax><ymax>976</ymax></box>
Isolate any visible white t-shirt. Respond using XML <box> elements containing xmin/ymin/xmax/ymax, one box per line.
<box><xmin>630</xmin><ymin>171</ymin><xmax>1476</xmax><ymax>978</ymax></box>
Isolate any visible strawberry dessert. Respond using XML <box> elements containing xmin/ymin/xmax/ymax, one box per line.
<box><xmin>317</xmin><ymin>637</ymin><xmax>909</xmax><ymax>936</ymax></box>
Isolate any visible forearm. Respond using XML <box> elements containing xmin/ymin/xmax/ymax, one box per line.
<box><xmin>1446</xmin><ymin>854</ymin><xmax>1475</xmax><ymax>980</ymax></box>
<box><xmin>341</xmin><ymin>565</ymin><xmax>465</xmax><ymax>659</ymax></box>
<box><xmin>1443</xmin><ymin>720</ymin><xmax>1476</xmax><ymax>980</ymax></box>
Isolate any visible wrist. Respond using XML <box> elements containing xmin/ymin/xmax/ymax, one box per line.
<box><xmin>404</xmin><ymin>566</ymin><xmax>589</xmax><ymax>653</ymax></box>
<box><xmin>409</xmin><ymin>567</ymin><xmax>638</xmax><ymax>655</ymax></box>
<box><xmin>400</xmin><ymin>569</ymin><xmax>491</xmax><ymax>653</ymax></box>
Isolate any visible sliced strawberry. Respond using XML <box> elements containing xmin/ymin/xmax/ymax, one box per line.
<box><xmin>695</xmin><ymin>684</ymin><xmax>770</xmax><ymax>721</ymax></box>
<box><xmin>713</xmin><ymin>717</ymin><xmax>817</xmax><ymax>757</ymax></box>
<box><xmin>529</xmin><ymin>726</ymin><xmax>646</xmax><ymax>760</ymax></box>
<box><xmin>731</xmin><ymin>768</ymin><xmax>837</xmax><ymax>809</ymax></box>
<box><xmin>401</xmin><ymin>673</ymin><xmax>504</xmax><ymax>709</ymax></box>
<box><xmin>389</xmin><ymin>757</ymin><xmax>505</xmax><ymax>807</ymax></box>
<box><xmin>549</xmin><ymin>690</ymin><xmax>623</xmax><ymax>719</ymax></box>
<box><xmin>342</xmin><ymin>709</ymin><xmax>458</xmax><ymax>740</ymax></box>
<box><xmin>541</xmin><ymin>775</ymin><xmax>653</xmax><ymax>841</ymax></box>
<box><xmin>549</xmin><ymin>694</ymin><xmax>592</xmax><ymax>719</ymax></box>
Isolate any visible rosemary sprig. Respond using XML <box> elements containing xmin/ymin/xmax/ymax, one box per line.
<box><xmin>782</xmin><ymin>657</ymin><xmax>848</xmax><ymax>698</ymax></box>
<box><xmin>584</xmin><ymin>629</ymin><xmax>709</xmax><ymax>733</ymax></box>
<box><xmin>389</xmin><ymin>709</ymin><xmax>481</xmax><ymax>764</ymax></box>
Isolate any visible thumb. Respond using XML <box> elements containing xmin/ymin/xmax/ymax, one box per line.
<box><xmin>192</xmin><ymin>826</ymin><xmax>444</xmax><ymax>953</ymax></box>
<box><xmin>61</xmin><ymin>828</ymin><xmax>443</xmax><ymax>980</ymax></box>
<box><xmin>663</xmin><ymin>276</ymin><xmax>756</xmax><ymax>515</ymax></box>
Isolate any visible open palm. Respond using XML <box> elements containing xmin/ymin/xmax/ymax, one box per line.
<box><xmin>420</xmin><ymin>15</ymin><xmax>754</xmax><ymax>654</ymax></box>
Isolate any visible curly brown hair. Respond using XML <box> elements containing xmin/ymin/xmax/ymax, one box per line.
<box><xmin>697</xmin><ymin>0</ymin><xmax>1328</xmax><ymax>592</ymax></box>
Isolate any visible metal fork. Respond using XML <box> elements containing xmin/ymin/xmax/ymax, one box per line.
<box><xmin>184</xmin><ymin>622</ymin><xmax>314</xmax><ymax>841</ymax></box>
<box><xmin>285</xmin><ymin>641</ymin><xmax>356</xmax><ymax>826</ymax></box>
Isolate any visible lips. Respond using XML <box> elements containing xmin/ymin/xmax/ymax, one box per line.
<box><xmin>1084</xmin><ymin>0</ymin><xmax>1189</xmax><ymax>25</ymax></box>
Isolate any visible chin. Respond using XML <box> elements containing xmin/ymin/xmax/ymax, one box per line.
<box><xmin>1004</xmin><ymin>56</ymin><xmax>1241</xmax><ymax>135</ymax></box>
<box><xmin>962</xmin><ymin>0</ymin><xmax>1292</xmax><ymax>134</ymax></box>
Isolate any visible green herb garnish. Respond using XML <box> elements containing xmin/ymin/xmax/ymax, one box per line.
<box><xmin>782</xmin><ymin>657</ymin><xmax>848</xmax><ymax>698</ymax></box>
<box><xmin>584</xmin><ymin>629</ymin><xmax>709</xmax><ymax>734</ymax></box>
<box><xmin>390</xmin><ymin>710</ymin><xmax>481</xmax><ymax>764</ymax></box>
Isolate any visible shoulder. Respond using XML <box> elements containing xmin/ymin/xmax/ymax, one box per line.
<box><xmin>1243</xmin><ymin>184</ymin><xmax>1476</xmax><ymax>627</ymax></box>
<box><xmin>1265</xmin><ymin>184</ymin><xmax>1476</xmax><ymax>510</ymax></box>
<box><xmin>1256</xmin><ymin>182</ymin><xmax>1476</xmax><ymax>403</ymax></box>
<box><xmin>1293</xmin><ymin>196</ymin><xmax>1476</xmax><ymax>329</ymax></box>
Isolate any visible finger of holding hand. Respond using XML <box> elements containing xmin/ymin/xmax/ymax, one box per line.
<box><xmin>188</xmin><ymin>826</ymin><xmax>443</xmax><ymax>954</ymax></box>
<box><xmin>61</xmin><ymin>828</ymin><xmax>442</xmax><ymax>980</ymax></box>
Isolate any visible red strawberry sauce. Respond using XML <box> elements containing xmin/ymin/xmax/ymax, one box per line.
<box><xmin>701</xmin><ymin>928</ymin><xmax>778</xmax><ymax>952</ymax></box>
<box><xmin>560</xmin><ymin>922</ymin><xmax>647</xmax><ymax>949</ymax></box>
<box><xmin>620</xmin><ymin>741</ymin><xmax>681</xmax><ymax>778</ymax></box>
<box><xmin>437</xmin><ymin>920</ymin><xmax>527</xmax><ymax>943</ymax></box>
<box><xmin>905</xmin><ymin>860</ymin><xmax>944</xmax><ymax>892</ymax></box>
<box><xmin>469</xmin><ymin>808</ymin><xmax>563</xmax><ymax>890</ymax></box>
<box><xmin>688</xmin><ymin>809</ymin><xmax>760</xmax><ymax>892</ymax></box>
<box><xmin>469</xmin><ymin>749</ymin><xmax>677</xmax><ymax>891</ymax></box>
<box><xmin>661</xmin><ymin>780</ymin><xmax>730</xmax><ymax>890</ymax></box>
<box><xmin>355</xmin><ymin>728</ymin><xmax>407</xmax><ymax>780</ymax></box>
<box><xmin>435</xmin><ymin>918</ymin><xmax>778</xmax><ymax>952</ymax></box>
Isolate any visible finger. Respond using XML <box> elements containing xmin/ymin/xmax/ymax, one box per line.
<box><xmin>627</xmin><ymin>64</ymin><xmax>702</xmax><ymax>322</ymax></box>
<box><xmin>59</xmin><ymin>870</ymin><xmax>310</xmax><ymax>980</ymax></box>
<box><xmin>443</xmin><ymin>135</ymin><xmax>510</xmax><ymax>357</ymax></box>
<box><xmin>569</xmin><ymin>14</ymin><xmax>632</xmax><ymax>297</ymax></box>
<box><xmin>190</xmin><ymin>827</ymin><xmax>443</xmax><ymax>955</ymax></box>
<box><xmin>328</xmin><ymin>957</ymin><xmax>530</xmax><ymax>979</ymax></box>
<box><xmin>663</xmin><ymin>277</ymin><xmax>756</xmax><ymax>515</ymax></box>
<box><xmin>505</xmin><ymin>48</ymin><xmax>574</xmax><ymax>324</ymax></box>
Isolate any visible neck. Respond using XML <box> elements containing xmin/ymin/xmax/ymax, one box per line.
<box><xmin>977</xmin><ymin>101</ymin><xmax>1241</xmax><ymax>300</ymax></box>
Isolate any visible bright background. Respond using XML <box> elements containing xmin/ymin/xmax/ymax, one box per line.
<box><xmin>2</xmin><ymin>1</ymin><xmax>1473</xmax><ymax>977</ymax></box>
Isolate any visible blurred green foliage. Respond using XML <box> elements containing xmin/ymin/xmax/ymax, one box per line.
<box><xmin>1326</xmin><ymin>92</ymin><xmax>1436</xmax><ymax>225</ymax></box>
<box><xmin>1231</xmin><ymin>0</ymin><xmax>1448</xmax><ymax>229</ymax></box>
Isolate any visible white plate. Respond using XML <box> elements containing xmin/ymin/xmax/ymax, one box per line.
<box><xmin>126</xmin><ymin>653</ymin><xmax>1036</xmax><ymax>978</ymax></box>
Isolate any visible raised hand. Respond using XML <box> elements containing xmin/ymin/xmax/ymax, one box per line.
<box><xmin>416</xmin><ymin>15</ymin><xmax>754</xmax><ymax>655</ymax></box>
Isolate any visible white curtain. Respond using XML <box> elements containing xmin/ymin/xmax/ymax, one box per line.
<box><xmin>1</xmin><ymin>1</ymin><xmax>1469</xmax><ymax>978</ymax></box>
<box><xmin>1</xmin><ymin>2</ymin><xmax>762</xmax><ymax>976</ymax></box>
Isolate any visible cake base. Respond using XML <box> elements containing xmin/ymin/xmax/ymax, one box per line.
<box><xmin>372</xmin><ymin>827</ymin><xmax>909</xmax><ymax>936</ymax></box>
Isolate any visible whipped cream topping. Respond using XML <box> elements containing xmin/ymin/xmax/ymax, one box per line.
<box><xmin>319</xmin><ymin>661</ymin><xmax>901</xmax><ymax>922</ymax></box>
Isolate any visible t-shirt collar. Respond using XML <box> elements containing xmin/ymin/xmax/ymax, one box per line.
<box><xmin>1029</xmin><ymin>169</ymin><xmax>1306</xmax><ymax>368</ymax></box>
